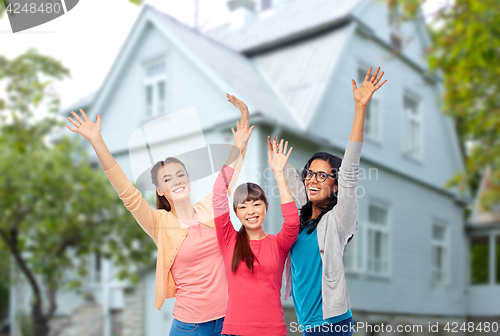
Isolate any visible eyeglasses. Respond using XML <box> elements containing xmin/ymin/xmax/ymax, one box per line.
<box><xmin>302</xmin><ymin>169</ymin><xmax>336</xmax><ymax>182</ymax></box>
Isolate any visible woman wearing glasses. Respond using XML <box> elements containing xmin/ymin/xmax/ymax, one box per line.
<box><xmin>269</xmin><ymin>67</ymin><xmax>387</xmax><ymax>336</ymax></box>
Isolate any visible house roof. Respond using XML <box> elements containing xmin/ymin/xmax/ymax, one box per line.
<box><xmin>56</xmin><ymin>1</ymin><xmax>467</xmax><ymax>203</ymax></box>
<box><xmin>59</xmin><ymin>3</ymin><xmax>301</xmax><ymax>131</ymax></box>
<box><xmin>467</xmin><ymin>165</ymin><xmax>500</xmax><ymax>227</ymax></box>
<box><xmin>56</xmin><ymin>0</ymin><xmax>370</xmax><ymax>131</ymax></box>
<box><xmin>252</xmin><ymin>22</ymin><xmax>353</xmax><ymax>128</ymax></box>
<box><xmin>204</xmin><ymin>0</ymin><xmax>364</xmax><ymax>53</ymax></box>
<box><xmin>147</xmin><ymin>5</ymin><xmax>299</xmax><ymax>130</ymax></box>
<box><xmin>148</xmin><ymin>1</ymin><xmax>356</xmax><ymax>129</ymax></box>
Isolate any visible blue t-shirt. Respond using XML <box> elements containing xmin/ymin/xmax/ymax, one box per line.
<box><xmin>289</xmin><ymin>221</ymin><xmax>352</xmax><ymax>328</ymax></box>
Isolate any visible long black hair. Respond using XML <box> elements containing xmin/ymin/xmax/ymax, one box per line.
<box><xmin>231</xmin><ymin>182</ymin><xmax>268</xmax><ymax>273</ymax></box>
<box><xmin>299</xmin><ymin>152</ymin><xmax>342</xmax><ymax>234</ymax></box>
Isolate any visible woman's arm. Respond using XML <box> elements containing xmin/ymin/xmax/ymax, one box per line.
<box><xmin>213</xmin><ymin>165</ymin><xmax>237</xmax><ymax>250</ymax></box>
<box><xmin>223</xmin><ymin>119</ymin><xmax>253</xmax><ymax>170</ymax></box>
<box><xmin>218</xmin><ymin>106</ymin><xmax>254</xmax><ymax>185</ymax></box>
<box><xmin>198</xmin><ymin>95</ymin><xmax>252</xmax><ymax>211</ymax></box>
<box><xmin>350</xmin><ymin>66</ymin><xmax>387</xmax><ymax>142</ymax></box>
<box><xmin>331</xmin><ymin>139</ymin><xmax>362</xmax><ymax>246</ymax></box>
<box><xmin>67</xmin><ymin>109</ymin><xmax>160</xmax><ymax>242</ymax></box>
<box><xmin>268</xmin><ymin>139</ymin><xmax>300</xmax><ymax>253</ymax></box>
<box><xmin>213</xmin><ymin>104</ymin><xmax>255</xmax><ymax>248</ymax></box>
<box><xmin>333</xmin><ymin>67</ymin><xmax>386</xmax><ymax>244</ymax></box>
<box><xmin>224</xmin><ymin>94</ymin><xmax>252</xmax><ymax>194</ymax></box>
<box><xmin>67</xmin><ymin>110</ymin><xmax>115</xmax><ymax>170</ymax></box>
<box><xmin>268</xmin><ymin>136</ymin><xmax>308</xmax><ymax>207</ymax></box>
<box><xmin>268</xmin><ymin>139</ymin><xmax>294</xmax><ymax>205</ymax></box>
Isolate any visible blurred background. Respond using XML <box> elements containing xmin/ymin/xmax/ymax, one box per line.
<box><xmin>1</xmin><ymin>0</ymin><xmax>499</xmax><ymax>335</ymax></box>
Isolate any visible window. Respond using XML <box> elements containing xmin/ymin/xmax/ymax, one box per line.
<box><xmin>431</xmin><ymin>222</ymin><xmax>448</xmax><ymax>284</ymax></box>
<box><xmin>143</xmin><ymin>58</ymin><xmax>167</xmax><ymax>118</ymax></box>
<box><xmin>343</xmin><ymin>226</ymin><xmax>362</xmax><ymax>273</ymax></box>
<box><xmin>470</xmin><ymin>236</ymin><xmax>489</xmax><ymax>285</ymax></box>
<box><xmin>358</xmin><ymin>67</ymin><xmax>380</xmax><ymax>140</ymax></box>
<box><xmin>470</xmin><ymin>235</ymin><xmax>500</xmax><ymax>285</ymax></box>
<box><xmin>403</xmin><ymin>94</ymin><xmax>421</xmax><ymax>158</ymax></box>
<box><xmin>388</xmin><ymin>3</ymin><xmax>402</xmax><ymax>51</ymax></box>
<box><xmin>366</xmin><ymin>204</ymin><xmax>389</xmax><ymax>275</ymax></box>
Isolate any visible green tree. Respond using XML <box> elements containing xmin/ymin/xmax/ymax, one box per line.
<box><xmin>0</xmin><ymin>247</ymin><xmax>9</xmax><ymax>324</ymax></box>
<box><xmin>386</xmin><ymin>0</ymin><xmax>500</xmax><ymax>211</ymax></box>
<box><xmin>0</xmin><ymin>50</ymin><xmax>156</xmax><ymax>336</ymax></box>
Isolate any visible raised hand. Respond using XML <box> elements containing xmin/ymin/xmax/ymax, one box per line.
<box><xmin>268</xmin><ymin>138</ymin><xmax>293</xmax><ymax>173</ymax></box>
<box><xmin>67</xmin><ymin>109</ymin><xmax>101</xmax><ymax>142</ymax></box>
<box><xmin>232</xmin><ymin>118</ymin><xmax>255</xmax><ymax>149</ymax></box>
<box><xmin>351</xmin><ymin>67</ymin><xmax>387</xmax><ymax>106</ymax></box>
<box><xmin>267</xmin><ymin>135</ymin><xmax>277</xmax><ymax>152</ymax></box>
<box><xmin>227</xmin><ymin>93</ymin><xmax>249</xmax><ymax>121</ymax></box>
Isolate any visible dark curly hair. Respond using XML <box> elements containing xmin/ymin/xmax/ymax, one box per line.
<box><xmin>299</xmin><ymin>152</ymin><xmax>342</xmax><ymax>234</ymax></box>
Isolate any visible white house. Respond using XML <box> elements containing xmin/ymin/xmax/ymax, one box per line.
<box><xmin>10</xmin><ymin>0</ymin><xmax>491</xmax><ymax>335</ymax></box>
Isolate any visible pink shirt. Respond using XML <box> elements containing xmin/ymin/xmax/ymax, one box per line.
<box><xmin>213</xmin><ymin>165</ymin><xmax>300</xmax><ymax>336</ymax></box>
<box><xmin>170</xmin><ymin>217</ymin><xmax>227</xmax><ymax>323</ymax></box>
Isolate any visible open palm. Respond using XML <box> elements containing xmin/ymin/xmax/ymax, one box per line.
<box><xmin>232</xmin><ymin>118</ymin><xmax>254</xmax><ymax>149</ymax></box>
<box><xmin>66</xmin><ymin>109</ymin><xmax>101</xmax><ymax>141</ymax></box>
<box><xmin>352</xmin><ymin>67</ymin><xmax>387</xmax><ymax>106</ymax></box>
<box><xmin>268</xmin><ymin>138</ymin><xmax>292</xmax><ymax>173</ymax></box>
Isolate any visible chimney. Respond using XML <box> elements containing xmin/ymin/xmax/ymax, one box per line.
<box><xmin>227</xmin><ymin>0</ymin><xmax>256</xmax><ymax>29</ymax></box>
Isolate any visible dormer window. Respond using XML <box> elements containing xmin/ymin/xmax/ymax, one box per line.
<box><xmin>388</xmin><ymin>2</ymin><xmax>402</xmax><ymax>51</ymax></box>
<box><xmin>143</xmin><ymin>58</ymin><xmax>167</xmax><ymax>118</ymax></box>
<box><xmin>390</xmin><ymin>33</ymin><xmax>402</xmax><ymax>51</ymax></box>
<box><xmin>261</xmin><ymin>0</ymin><xmax>272</xmax><ymax>11</ymax></box>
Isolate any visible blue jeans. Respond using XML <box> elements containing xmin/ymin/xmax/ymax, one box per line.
<box><xmin>302</xmin><ymin>316</ymin><xmax>354</xmax><ymax>336</ymax></box>
<box><xmin>169</xmin><ymin>317</ymin><xmax>224</xmax><ymax>336</ymax></box>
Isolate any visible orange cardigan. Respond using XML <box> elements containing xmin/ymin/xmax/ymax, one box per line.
<box><xmin>103</xmin><ymin>157</ymin><xmax>244</xmax><ymax>310</ymax></box>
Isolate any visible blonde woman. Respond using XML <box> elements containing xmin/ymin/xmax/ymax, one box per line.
<box><xmin>67</xmin><ymin>94</ymin><xmax>251</xmax><ymax>336</ymax></box>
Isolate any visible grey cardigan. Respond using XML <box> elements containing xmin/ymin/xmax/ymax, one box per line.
<box><xmin>283</xmin><ymin>139</ymin><xmax>363</xmax><ymax>318</ymax></box>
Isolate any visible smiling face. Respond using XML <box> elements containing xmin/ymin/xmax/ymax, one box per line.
<box><xmin>305</xmin><ymin>159</ymin><xmax>338</xmax><ymax>206</ymax></box>
<box><xmin>235</xmin><ymin>199</ymin><xmax>268</xmax><ymax>230</ymax></box>
<box><xmin>233</xmin><ymin>183</ymin><xmax>269</xmax><ymax>231</ymax></box>
<box><xmin>155</xmin><ymin>162</ymin><xmax>191</xmax><ymax>202</ymax></box>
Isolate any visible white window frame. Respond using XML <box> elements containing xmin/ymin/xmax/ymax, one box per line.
<box><xmin>343</xmin><ymin>220</ymin><xmax>363</xmax><ymax>274</ymax></box>
<box><xmin>403</xmin><ymin>93</ymin><xmax>422</xmax><ymax>159</ymax></box>
<box><xmin>365</xmin><ymin>202</ymin><xmax>391</xmax><ymax>277</ymax></box>
<box><xmin>142</xmin><ymin>57</ymin><xmax>168</xmax><ymax>119</ymax></box>
<box><xmin>357</xmin><ymin>65</ymin><xmax>381</xmax><ymax>142</ymax></box>
<box><xmin>431</xmin><ymin>220</ymin><xmax>449</xmax><ymax>286</ymax></box>
<box><xmin>468</xmin><ymin>231</ymin><xmax>500</xmax><ymax>286</ymax></box>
